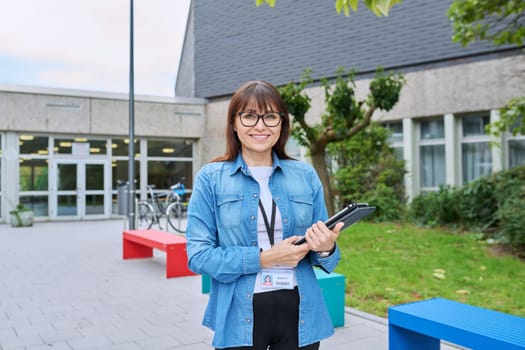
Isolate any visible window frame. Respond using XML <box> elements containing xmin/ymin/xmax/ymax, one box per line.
<box><xmin>417</xmin><ymin>117</ymin><xmax>446</xmax><ymax>193</ymax></box>
<box><xmin>458</xmin><ymin>113</ymin><xmax>492</xmax><ymax>185</ymax></box>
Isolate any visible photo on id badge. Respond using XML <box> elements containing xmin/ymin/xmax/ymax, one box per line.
<box><xmin>261</xmin><ymin>269</ymin><xmax>294</xmax><ymax>289</ymax></box>
<box><xmin>263</xmin><ymin>274</ymin><xmax>273</xmax><ymax>286</ymax></box>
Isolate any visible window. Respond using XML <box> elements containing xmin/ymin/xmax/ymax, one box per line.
<box><xmin>509</xmin><ymin>139</ymin><xmax>525</xmax><ymax>167</ymax></box>
<box><xmin>147</xmin><ymin>160</ymin><xmax>192</xmax><ymax>189</ymax></box>
<box><xmin>112</xmin><ymin>138</ymin><xmax>140</xmax><ymax>156</ymax></box>
<box><xmin>110</xmin><ymin>138</ymin><xmax>194</xmax><ymax>215</ymax></box>
<box><xmin>19</xmin><ymin>135</ymin><xmax>50</xmax><ymax>217</ymax></box>
<box><xmin>111</xmin><ymin>138</ymin><xmax>141</xmax><ymax>215</ymax></box>
<box><xmin>19</xmin><ymin>135</ymin><xmax>49</xmax><ymax>155</ymax></box>
<box><xmin>384</xmin><ymin>121</ymin><xmax>404</xmax><ymax>160</ymax></box>
<box><xmin>54</xmin><ymin>137</ymin><xmax>108</xmax><ymax>155</ymax></box>
<box><xmin>146</xmin><ymin>139</ymin><xmax>194</xmax><ymax>190</ymax></box>
<box><xmin>147</xmin><ymin>140</ymin><xmax>192</xmax><ymax>157</ymax></box>
<box><xmin>461</xmin><ymin>115</ymin><xmax>492</xmax><ymax>184</ymax></box>
<box><xmin>419</xmin><ymin>119</ymin><xmax>446</xmax><ymax>191</ymax></box>
<box><xmin>19</xmin><ymin>159</ymin><xmax>49</xmax><ymax>191</ymax></box>
<box><xmin>508</xmin><ymin>121</ymin><xmax>525</xmax><ymax>168</ymax></box>
<box><xmin>111</xmin><ymin>159</ymin><xmax>139</xmax><ymax>215</ymax></box>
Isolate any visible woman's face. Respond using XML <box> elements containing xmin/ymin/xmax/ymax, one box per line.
<box><xmin>233</xmin><ymin>101</ymin><xmax>282</xmax><ymax>163</ymax></box>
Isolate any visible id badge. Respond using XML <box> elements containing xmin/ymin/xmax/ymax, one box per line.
<box><xmin>261</xmin><ymin>268</ymin><xmax>294</xmax><ymax>290</ymax></box>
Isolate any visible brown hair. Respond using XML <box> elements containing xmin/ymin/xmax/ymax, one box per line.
<box><xmin>212</xmin><ymin>80</ymin><xmax>294</xmax><ymax>162</ymax></box>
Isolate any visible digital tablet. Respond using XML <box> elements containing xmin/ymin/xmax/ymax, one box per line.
<box><xmin>293</xmin><ymin>203</ymin><xmax>376</xmax><ymax>245</ymax></box>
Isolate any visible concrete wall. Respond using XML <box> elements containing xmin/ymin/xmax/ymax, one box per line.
<box><xmin>204</xmin><ymin>55</ymin><xmax>525</xmax><ymax>162</ymax></box>
<box><xmin>0</xmin><ymin>86</ymin><xmax>207</xmax><ymax>139</ymax></box>
<box><xmin>304</xmin><ymin>55</ymin><xmax>525</xmax><ymax>122</ymax></box>
<box><xmin>201</xmin><ymin>98</ymin><xmax>230</xmax><ymax>164</ymax></box>
<box><xmin>202</xmin><ymin>55</ymin><xmax>525</xmax><ymax>200</ymax></box>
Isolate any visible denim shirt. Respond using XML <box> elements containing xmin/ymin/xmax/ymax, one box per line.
<box><xmin>186</xmin><ymin>152</ymin><xmax>341</xmax><ymax>348</ymax></box>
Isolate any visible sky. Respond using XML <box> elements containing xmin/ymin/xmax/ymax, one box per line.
<box><xmin>0</xmin><ymin>0</ymin><xmax>191</xmax><ymax>97</ymax></box>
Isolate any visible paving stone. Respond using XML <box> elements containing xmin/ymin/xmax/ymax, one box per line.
<box><xmin>26</xmin><ymin>341</ymin><xmax>72</xmax><ymax>350</ymax></box>
<box><xmin>0</xmin><ymin>334</ymin><xmax>43</xmax><ymax>349</ymax></box>
<box><xmin>0</xmin><ymin>220</ymin><xmax>390</xmax><ymax>350</ymax></box>
<box><xmin>66</xmin><ymin>335</ymin><xmax>112</xmax><ymax>350</ymax></box>
<box><xmin>98</xmin><ymin>342</ymin><xmax>143</xmax><ymax>350</ymax></box>
<box><xmin>136</xmin><ymin>335</ymin><xmax>181</xmax><ymax>350</ymax></box>
<box><xmin>39</xmin><ymin>328</ymin><xmax>83</xmax><ymax>344</ymax></box>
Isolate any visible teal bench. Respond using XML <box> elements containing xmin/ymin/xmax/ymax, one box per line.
<box><xmin>201</xmin><ymin>268</ymin><xmax>346</xmax><ymax>328</ymax></box>
<box><xmin>388</xmin><ymin>298</ymin><xmax>525</xmax><ymax>350</ymax></box>
<box><xmin>314</xmin><ymin>268</ymin><xmax>345</xmax><ymax>328</ymax></box>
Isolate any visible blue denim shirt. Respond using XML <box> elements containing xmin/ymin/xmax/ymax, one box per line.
<box><xmin>186</xmin><ymin>152</ymin><xmax>341</xmax><ymax>348</ymax></box>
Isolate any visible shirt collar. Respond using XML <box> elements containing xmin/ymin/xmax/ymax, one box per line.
<box><xmin>230</xmin><ymin>151</ymin><xmax>282</xmax><ymax>176</ymax></box>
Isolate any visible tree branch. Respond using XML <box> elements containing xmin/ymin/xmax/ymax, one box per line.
<box><xmin>346</xmin><ymin>103</ymin><xmax>377</xmax><ymax>138</ymax></box>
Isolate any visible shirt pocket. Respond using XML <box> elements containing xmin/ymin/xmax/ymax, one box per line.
<box><xmin>217</xmin><ymin>193</ymin><xmax>243</xmax><ymax>231</ymax></box>
<box><xmin>288</xmin><ymin>194</ymin><xmax>313</xmax><ymax>233</ymax></box>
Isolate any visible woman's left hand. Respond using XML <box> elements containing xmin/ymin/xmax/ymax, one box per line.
<box><xmin>304</xmin><ymin>221</ymin><xmax>344</xmax><ymax>252</ymax></box>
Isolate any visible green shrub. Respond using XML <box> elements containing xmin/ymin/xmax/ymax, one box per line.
<box><xmin>407</xmin><ymin>186</ymin><xmax>459</xmax><ymax>227</ymax></box>
<box><xmin>407</xmin><ymin>165</ymin><xmax>525</xmax><ymax>254</ymax></box>
<box><xmin>454</xmin><ymin>176</ymin><xmax>497</xmax><ymax>231</ymax></box>
<box><xmin>363</xmin><ymin>183</ymin><xmax>406</xmax><ymax>222</ymax></box>
<box><xmin>330</xmin><ymin>122</ymin><xmax>406</xmax><ymax>222</ymax></box>
<box><xmin>493</xmin><ymin>166</ymin><xmax>525</xmax><ymax>251</ymax></box>
<box><xmin>496</xmin><ymin>196</ymin><xmax>525</xmax><ymax>249</ymax></box>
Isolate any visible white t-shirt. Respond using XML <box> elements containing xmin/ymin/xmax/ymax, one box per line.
<box><xmin>249</xmin><ymin>166</ymin><xmax>297</xmax><ymax>293</ymax></box>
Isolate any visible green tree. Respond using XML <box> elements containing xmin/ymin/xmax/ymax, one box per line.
<box><xmin>448</xmin><ymin>0</ymin><xmax>525</xmax><ymax>138</ymax></box>
<box><xmin>256</xmin><ymin>0</ymin><xmax>403</xmax><ymax>17</ymax></box>
<box><xmin>279</xmin><ymin>67</ymin><xmax>404</xmax><ymax>215</ymax></box>
<box><xmin>329</xmin><ymin>122</ymin><xmax>406</xmax><ymax>221</ymax></box>
<box><xmin>488</xmin><ymin>96</ymin><xmax>525</xmax><ymax>137</ymax></box>
<box><xmin>448</xmin><ymin>0</ymin><xmax>525</xmax><ymax>47</ymax></box>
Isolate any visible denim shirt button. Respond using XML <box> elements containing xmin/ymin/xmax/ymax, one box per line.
<box><xmin>300</xmin><ymin>319</ymin><xmax>305</xmax><ymax>324</ymax></box>
<box><xmin>253</xmin><ymin>193</ymin><xmax>258</xmax><ymax>198</ymax></box>
<box><xmin>247</xmin><ymin>318</ymin><xmax>252</xmax><ymax>323</ymax></box>
<box><xmin>283</xmin><ymin>218</ymin><xmax>288</xmax><ymax>223</ymax></box>
<box><xmin>251</xmin><ymin>216</ymin><xmax>256</xmax><ymax>220</ymax></box>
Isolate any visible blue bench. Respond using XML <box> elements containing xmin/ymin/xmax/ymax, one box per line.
<box><xmin>201</xmin><ymin>268</ymin><xmax>346</xmax><ymax>328</ymax></box>
<box><xmin>388</xmin><ymin>298</ymin><xmax>525</xmax><ymax>350</ymax></box>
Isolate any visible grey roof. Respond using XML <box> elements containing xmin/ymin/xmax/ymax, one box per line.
<box><xmin>176</xmin><ymin>0</ymin><xmax>511</xmax><ymax>98</ymax></box>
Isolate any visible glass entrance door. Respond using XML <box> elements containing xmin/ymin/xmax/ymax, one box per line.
<box><xmin>52</xmin><ymin>160</ymin><xmax>108</xmax><ymax>219</ymax></box>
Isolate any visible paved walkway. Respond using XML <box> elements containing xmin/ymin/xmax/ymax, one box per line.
<box><xmin>0</xmin><ymin>220</ymin><xmax>452</xmax><ymax>350</ymax></box>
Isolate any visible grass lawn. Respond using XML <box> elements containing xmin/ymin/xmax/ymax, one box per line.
<box><xmin>335</xmin><ymin>221</ymin><xmax>525</xmax><ymax>318</ymax></box>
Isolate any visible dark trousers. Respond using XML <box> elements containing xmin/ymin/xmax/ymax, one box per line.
<box><xmin>217</xmin><ymin>288</ymin><xmax>320</xmax><ymax>350</ymax></box>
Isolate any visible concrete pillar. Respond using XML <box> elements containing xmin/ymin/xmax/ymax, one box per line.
<box><xmin>490</xmin><ymin>109</ymin><xmax>505</xmax><ymax>172</ymax></box>
<box><xmin>403</xmin><ymin>118</ymin><xmax>417</xmax><ymax>201</ymax></box>
<box><xmin>444</xmin><ymin>113</ymin><xmax>458</xmax><ymax>187</ymax></box>
<box><xmin>4</xmin><ymin>132</ymin><xmax>19</xmax><ymax>217</ymax></box>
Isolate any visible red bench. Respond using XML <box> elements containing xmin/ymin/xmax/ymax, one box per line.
<box><xmin>122</xmin><ymin>229</ymin><xmax>195</xmax><ymax>278</ymax></box>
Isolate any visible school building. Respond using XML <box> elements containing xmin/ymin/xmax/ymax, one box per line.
<box><xmin>1</xmin><ymin>0</ymin><xmax>524</xmax><ymax>223</ymax></box>
<box><xmin>175</xmin><ymin>0</ymin><xmax>525</xmax><ymax>198</ymax></box>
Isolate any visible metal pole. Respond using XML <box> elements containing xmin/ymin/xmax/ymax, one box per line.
<box><xmin>128</xmin><ymin>0</ymin><xmax>136</xmax><ymax>229</ymax></box>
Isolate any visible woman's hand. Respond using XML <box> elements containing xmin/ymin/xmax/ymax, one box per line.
<box><xmin>260</xmin><ymin>236</ymin><xmax>310</xmax><ymax>268</ymax></box>
<box><xmin>304</xmin><ymin>221</ymin><xmax>344</xmax><ymax>253</ymax></box>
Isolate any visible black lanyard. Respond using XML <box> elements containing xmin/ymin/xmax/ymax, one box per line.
<box><xmin>258</xmin><ymin>199</ymin><xmax>276</xmax><ymax>246</ymax></box>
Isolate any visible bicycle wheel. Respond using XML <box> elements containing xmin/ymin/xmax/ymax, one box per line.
<box><xmin>137</xmin><ymin>202</ymin><xmax>155</xmax><ymax>229</ymax></box>
<box><xmin>166</xmin><ymin>201</ymin><xmax>187</xmax><ymax>234</ymax></box>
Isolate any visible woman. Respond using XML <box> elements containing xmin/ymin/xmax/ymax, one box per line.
<box><xmin>186</xmin><ymin>80</ymin><xmax>344</xmax><ymax>350</ymax></box>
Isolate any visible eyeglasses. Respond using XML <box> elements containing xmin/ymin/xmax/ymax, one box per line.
<box><xmin>237</xmin><ymin>111</ymin><xmax>283</xmax><ymax>127</ymax></box>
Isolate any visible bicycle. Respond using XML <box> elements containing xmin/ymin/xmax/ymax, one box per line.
<box><xmin>136</xmin><ymin>178</ymin><xmax>188</xmax><ymax>234</ymax></box>
<box><xmin>165</xmin><ymin>178</ymin><xmax>188</xmax><ymax>234</ymax></box>
<box><xmin>136</xmin><ymin>184</ymin><xmax>171</xmax><ymax>230</ymax></box>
